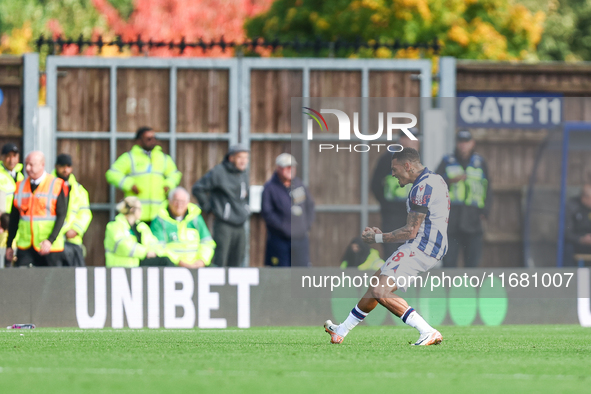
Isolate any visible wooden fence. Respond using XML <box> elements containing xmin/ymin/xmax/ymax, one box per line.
<box><xmin>0</xmin><ymin>56</ymin><xmax>23</xmax><ymax>153</ymax></box>
<box><xmin>51</xmin><ymin>62</ymin><xmax>422</xmax><ymax>267</ymax></box>
<box><xmin>8</xmin><ymin>56</ymin><xmax>591</xmax><ymax>268</ymax></box>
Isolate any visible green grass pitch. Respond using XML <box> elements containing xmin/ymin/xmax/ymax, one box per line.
<box><xmin>0</xmin><ymin>325</ymin><xmax>589</xmax><ymax>393</ymax></box>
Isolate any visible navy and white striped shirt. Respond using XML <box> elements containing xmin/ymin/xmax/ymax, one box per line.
<box><xmin>405</xmin><ymin>168</ymin><xmax>450</xmax><ymax>260</ymax></box>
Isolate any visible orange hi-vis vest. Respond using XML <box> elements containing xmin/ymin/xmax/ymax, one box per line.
<box><xmin>13</xmin><ymin>174</ymin><xmax>67</xmax><ymax>252</ymax></box>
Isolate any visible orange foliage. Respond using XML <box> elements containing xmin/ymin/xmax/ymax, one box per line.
<box><xmin>91</xmin><ymin>0</ymin><xmax>273</xmax><ymax>57</ymax></box>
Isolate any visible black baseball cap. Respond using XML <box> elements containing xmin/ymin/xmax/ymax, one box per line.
<box><xmin>457</xmin><ymin>130</ymin><xmax>473</xmax><ymax>142</ymax></box>
<box><xmin>1</xmin><ymin>143</ymin><xmax>19</xmax><ymax>155</ymax></box>
<box><xmin>56</xmin><ymin>153</ymin><xmax>73</xmax><ymax>166</ymax></box>
<box><xmin>228</xmin><ymin>144</ymin><xmax>250</xmax><ymax>155</ymax></box>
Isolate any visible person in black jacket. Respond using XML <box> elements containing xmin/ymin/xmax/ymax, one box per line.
<box><xmin>192</xmin><ymin>144</ymin><xmax>250</xmax><ymax>267</ymax></box>
<box><xmin>436</xmin><ymin>131</ymin><xmax>491</xmax><ymax>268</ymax></box>
<box><xmin>564</xmin><ymin>184</ymin><xmax>591</xmax><ymax>266</ymax></box>
<box><xmin>370</xmin><ymin>129</ymin><xmax>420</xmax><ymax>259</ymax></box>
<box><xmin>261</xmin><ymin>153</ymin><xmax>315</xmax><ymax>267</ymax></box>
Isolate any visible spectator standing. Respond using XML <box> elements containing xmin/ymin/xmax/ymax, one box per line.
<box><xmin>53</xmin><ymin>154</ymin><xmax>93</xmax><ymax>267</ymax></box>
<box><xmin>151</xmin><ymin>187</ymin><xmax>216</xmax><ymax>268</ymax></box>
<box><xmin>436</xmin><ymin>130</ymin><xmax>491</xmax><ymax>268</ymax></box>
<box><xmin>192</xmin><ymin>144</ymin><xmax>250</xmax><ymax>267</ymax></box>
<box><xmin>104</xmin><ymin>197</ymin><xmax>174</xmax><ymax>267</ymax></box>
<box><xmin>261</xmin><ymin>153</ymin><xmax>315</xmax><ymax>267</ymax></box>
<box><xmin>0</xmin><ymin>143</ymin><xmax>24</xmax><ymax>213</ymax></box>
<box><xmin>564</xmin><ymin>184</ymin><xmax>591</xmax><ymax>265</ymax></box>
<box><xmin>370</xmin><ymin>129</ymin><xmax>420</xmax><ymax>259</ymax></box>
<box><xmin>5</xmin><ymin>151</ymin><xmax>69</xmax><ymax>267</ymax></box>
<box><xmin>106</xmin><ymin>127</ymin><xmax>181</xmax><ymax>224</ymax></box>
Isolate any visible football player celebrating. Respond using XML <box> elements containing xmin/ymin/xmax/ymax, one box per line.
<box><xmin>325</xmin><ymin>147</ymin><xmax>450</xmax><ymax>346</ymax></box>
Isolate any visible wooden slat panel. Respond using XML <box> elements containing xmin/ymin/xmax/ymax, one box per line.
<box><xmin>0</xmin><ymin>86</ymin><xmax>21</xmax><ymax>135</ymax></box>
<box><xmin>369</xmin><ymin>71</ymin><xmax>420</xmax><ymax>97</ymax></box>
<box><xmin>480</xmin><ymin>242</ymin><xmax>522</xmax><ymax>268</ymax></box>
<box><xmin>309</xmin><ymin>142</ymin><xmax>360</xmax><ymax>205</ymax></box>
<box><xmin>117</xmin><ymin>69</ymin><xmax>169</xmax><ymax>132</ymax></box>
<box><xmin>457</xmin><ymin>62</ymin><xmax>591</xmax><ymax>94</ymax></box>
<box><xmin>57</xmin><ymin>68</ymin><xmax>110</xmax><ymax>132</ymax></box>
<box><xmin>310</xmin><ymin>213</ymin><xmax>360</xmax><ymax>267</ymax></box>
<box><xmin>176</xmin><ymin>69</ymin><xmax>229</xmax><ymax>134</ymax></box>
<box><xmin>310</xmin><ymin>70</ymin><xmax>361</xmax><ymax>97</ymax></box>
<box><xmin>482</xmin><ymin>191</ymin><xmax>522</xmax><ymax>237</ymax></box>
<box><xmin>249</xmin><ymin>214</ymin><xmax>266</xmax><ymax>267</ymax></box>
<box><xmin>249</xmin><ymin>141</ymin><xmax>294</xmax><ymax>186</ymax></box>
<box><xmin>175</xmin><ymin>141</ymin><xmax>228</xmax><ymax>198</ymax></box>
<box><xmin>57</xmin><ymin>139</ymin><xmax>111</xmax><ymax>204</ymax></box>
<box><xmin>475</xmin><ymin>140</ymin><xmax>539</xmax><ymax>188</ymax></box>
<box><xmin>308</xmin><ymin>71</ymin><xmax>361</xmax><ymax>137</ymax></box>
<box><xmin>567</xmin><ymin>149</ymin><xmax>591</xmax><ymax>186</ymax></box>
<box><xmin>0</xmin><ymin>56</ymin><xmax>22</xmax><ymax>66</ymax></box>
<box><xmin>250</xmin><ymin>70</ymin><xmax>302</xmax><ymax>134</ymax></box>
<box><xmin>84</xmin><ymin>211</ymin><xmax>110</xmax><ymax>267</ymax></box>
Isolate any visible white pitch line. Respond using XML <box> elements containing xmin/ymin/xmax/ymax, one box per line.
<box><xmin>0</xmin><ymin>366</ymin><xmax>588</xmax><ymax>381</ymax></box>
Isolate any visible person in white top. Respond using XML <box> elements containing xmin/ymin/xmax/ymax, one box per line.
<box><xmin>325</xmin><ymin>147</ymin><xmax>450</xmax><ymax>346</ymax></box>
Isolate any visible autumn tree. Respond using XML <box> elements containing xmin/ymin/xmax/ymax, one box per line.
<box><xmin>0</xmin><ymin>0</ymin><xmax>112</xmax><ymax>54</ymax></box>
<box><xmin>92</xmin><ymin>0</ymin><xmax>273</xmax><ymax>57</ymax></box>
<box><xmin>521</xmin><ymin>0</ymin><xmax>591</xmax><ymax>61</ymax></box>
<box><xmin>0</xmin><ymin>0</ymin><xmax>273</xmax><ymax>57</ymax></box>
<box><xmin>244</xmin><ymin>0</ymin><xmax>546</xmax><ymax>60</ymax></box>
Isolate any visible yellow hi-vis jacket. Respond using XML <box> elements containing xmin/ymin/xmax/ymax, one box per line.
<box><xmin>150</xmin><ymin>202</ymin><xmax>216</xmax><ymax>266</ymax></box>
<box><xmin>0</xmin><ymin>162</ymin><xmax>24</xmax><ymax>213</ymax></box>
<box><xmin>104</xmin><ymin>214</ymin><xmax>164</xmax><ymax>268</ymax></box>
<box><xmin>105</xmin><ymin>145</ymin><xmax>182</xmax><ymax>222</ymax></box>
<box><xmin>51</xmin><ymin>171</ymin><xmax>92</xmax><ymax>245</ymax></box>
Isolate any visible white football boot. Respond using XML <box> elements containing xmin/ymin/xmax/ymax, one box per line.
<box><xmin>413</xmin><ymin>330</ymin><xmax>443</xmax><ymax>346</ymax></box>
<box><xmin>324</xmin><ymin>320</ymin><xmax>344</xmax><ymax>344</ymax></box>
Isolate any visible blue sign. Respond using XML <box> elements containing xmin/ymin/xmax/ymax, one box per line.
<box><xmin>457</xmin><ymin>92</ymin><xmax>563</xmax><ymax>129</ymax></box>
<box><xmin>0</xmin><ymin>88</ymin><xmax>3</xmax><ymax>107</ymax></box>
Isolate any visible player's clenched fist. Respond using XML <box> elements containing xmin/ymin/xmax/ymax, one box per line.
<box><xmin>361</xmin><ymin>227</ymin><xmax>382</xmax><ymax>244</ymax></box>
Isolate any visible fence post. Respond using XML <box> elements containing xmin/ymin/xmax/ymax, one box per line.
<box><xmin>23</xmin><ymin>53</ymin><xmax>40</xmax><ymax>158</ymax></box>
<box><xmin>438</xmin><ymin>56</ymin><xmax>457</xmax><ymax>155</ymax></box>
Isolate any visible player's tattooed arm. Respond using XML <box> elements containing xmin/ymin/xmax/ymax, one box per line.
<box><xmin>362</xmin><ymin>211</ymin><xmax>426</xmax><ymax>244</ymax></box>
<box><xmin>383</xmin><ymin>211</ymin><xmax>426</xmax><ymax>242</ymax></box>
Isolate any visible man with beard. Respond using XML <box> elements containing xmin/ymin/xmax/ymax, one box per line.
<box><xmin>106</xmin><ymin>126</ymin><xmax>182</xmax><ymax>224</ymax></box>
<box><xmin>53</xmin><ymin>154</ymin><xmax>92</xmax><ymax>266</ymax></box>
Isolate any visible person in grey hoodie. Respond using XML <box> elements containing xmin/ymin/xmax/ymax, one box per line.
<box><xmin>192</xmin><ymin>144</ymin><xmax>250</xmax><ymax>267</ymax></box>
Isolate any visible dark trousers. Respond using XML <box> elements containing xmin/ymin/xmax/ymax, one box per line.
<box><xmin>61</xmin><ymin>242</ymin><xmax>86</xmax><ymax>267</ymax></box>
<box><xmin>213</xmin><ymin>220</ymin><xmax>246</xmax><ymax>267</ymax></box>
<box><xmin>140</xmin><ymin>256</ymin><xmax>175</xmax><ymax>267</ymax></box>
<box><xmin>15</xmin><ymin>248</ymin><xmax>64</xmax><ymax>267</ymax></box>
<box><xmin>443</xmin><ymin>232</ymin><xmax>483</xmax><ymax>268</ymax></box>
<box><xmin>264</xmin><ymin>233</ymin><xmax>310</xmax><ymax>267</ymax></box>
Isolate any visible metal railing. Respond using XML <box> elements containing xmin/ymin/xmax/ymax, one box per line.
<box><xmin>35</xmin><ymin>35</ymin><xmax>440</xmax><ymax>57</ymax></box>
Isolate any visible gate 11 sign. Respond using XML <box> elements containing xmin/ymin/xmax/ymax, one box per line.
<box><xmin>457</xmin><ymin>93</ymin><xmax>562</xmax><ymax>128</ymax></box>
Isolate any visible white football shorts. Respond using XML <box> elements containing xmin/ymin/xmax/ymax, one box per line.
<box><xmin>380</xmin><ymin>243</ymin><xmax>439</xmax><ymax>291</ymax></box>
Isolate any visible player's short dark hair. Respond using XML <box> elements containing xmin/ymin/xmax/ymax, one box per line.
<box><xmin>392</xmin><ymin>147</ymin><xmax>421</xmax><ymax>164</ymax></box>
<box><xmin>135</xmin><ymin>126</ymin><xmax>153</xmax><ymax>140</ymax></box>
<box><xmin>0</xmin><ymin>212</ymin><xmax>9</xmax><ymax>231</ymax></box>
